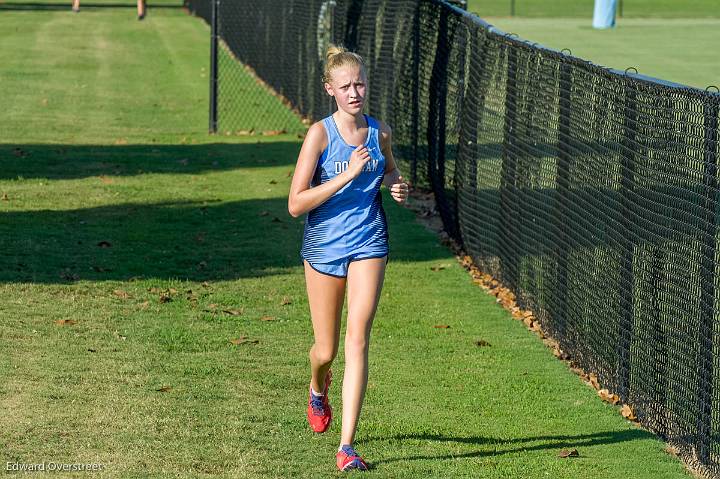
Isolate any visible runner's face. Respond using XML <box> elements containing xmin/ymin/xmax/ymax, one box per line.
<box><xmin>325</xmin><ymin>66</ymin><xmax>367</xmax><ymax>115</ymax></box>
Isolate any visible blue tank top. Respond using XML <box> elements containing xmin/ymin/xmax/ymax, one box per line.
<box><xmin>301</xmin><ymin>114</ymin><xmax>389</xmax><ymax>263</ymax></box>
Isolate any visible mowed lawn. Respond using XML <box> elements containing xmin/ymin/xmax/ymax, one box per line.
<box><xmin>0</xmin><ymin>5</ymin><xmax>697</xmax><ymax>479</ymax></box>
<box><xmin>482</xmin><ymin>17</ymin><xmax>720</xmax><ymax>90</ymax></box>
<box><xmin>467</xmin><ymin>0</ymin><xmax>720</xmax><ymax>18</ymax></box>
<box><xmin>466</xmin><ymin>0</ymin><xmax>719</xmax><ymax>90</ymax></box>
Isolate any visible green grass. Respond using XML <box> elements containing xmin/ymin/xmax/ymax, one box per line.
<box><xmin>0</xmin><ymin>5</ymin><xmax>697</xmax><ymax>479</ymax></box>
<box><xmin>218</xmin><ymin>44</ymin><xmax>307</xmax><ymax>135</ymax></box>
<box><xmin>464</xmin><ymin>0</ymin><xmax>720</xmax><ymax>90</ymax></box>
<box><xmin>466</xmin><ymin>0</ymin><xmax>720</xmax><ymax>18</ymax></box>
<box><xmin>481</xmin><ymin>17</ymin><xmax>720</xmax><ymax>90</ymax></box>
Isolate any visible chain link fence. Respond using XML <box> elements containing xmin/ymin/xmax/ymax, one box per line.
<box><xmin>185</xmin><ymin>0</ymin><xmax>720</xmax><ymax>476</ymax></box>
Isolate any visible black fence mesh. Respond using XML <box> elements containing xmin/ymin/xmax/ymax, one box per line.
<box><xmin>185</xmin><ymin>0</ymin><xmax>720</xmax><ymax>475</ymax></box>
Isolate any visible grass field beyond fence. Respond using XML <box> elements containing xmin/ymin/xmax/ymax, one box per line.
<box><xmin>0</xmin><ymin>5</ymin><xmax>699</xmax><ymax>478</ymax></box>
<box><xmin>482</xmin><ymin>17</ymin><xmax>720</xmax><ymax>90</ymax></box>
<box><xmin>467</xmin><ymin>0</ymin><xmax>720</xmax><ymax>18</ymax></box>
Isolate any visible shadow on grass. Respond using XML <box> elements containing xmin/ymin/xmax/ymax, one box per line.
<box><xmin>0</xmin><ymin>195</ymin><xmax>449</xmax><ymax>284</ymax></box>
<box><xmin>362</xmin><ymin>429</ymin><xmax>658</xmax><ymax>465</ymax></box>
<box><xmin>0</xmin><ymin>2</ymin><xmax>184</xmax><ymax>11</ymax></box>
<box><xmin>0</xmin><ymin>142</ymin><xmax>301</xmax><ymax>180</ymax></box>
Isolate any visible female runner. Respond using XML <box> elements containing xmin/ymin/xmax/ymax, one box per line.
<box><xmin>288</xmin><ymin>44</ymin><xmax>408</xmax><ymax>471</ymax></box>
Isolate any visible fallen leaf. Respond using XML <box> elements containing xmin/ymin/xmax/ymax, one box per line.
<box><xmin>236</xmin><ymin>129</ymin><xmax>255</xmax><ymax>136</ymax></box>
<box><xmin>168</xmin><ymin>288</ymin><xmax>178</xmax><ymax>294</ymax></box>
<box><xmin>621</xmin><ymin>404</ymin><xmax>637</xmax><ymax>421</ymax></box>
<box><xmin>262</xmin><ymin>129</ymin><xmax>286</xmax><ymax>136</ymax></box>
<box><xmin>97</xmin><ymin>241</ymin><xmax>112</xmax><ymax>248</ymax></box>
<box><xmin>260</xmin><ymin>315</ymin><xmax>276</xmax><ymax>321</ymax></box>
<box><xmin>558</xmin><ymin>449</ymin><xmax>579</xmax><ymax>458</ymax></box>
<box><xmin>113</xmin><ymin>289</ymin><xmax>130</xmax><ymax>299</ymax></box>
<box><xmin>281</xmin><ymin>296</ymin><xmax>292</xmax><ymax>306</ymax></box>
<box><xmin>475</xmin><ymin>339</ymin><xmax>491</xmax><ymax>347</ymax></box>
<box><xmin>99</xmin><ymin>175</ymin><xmax>114</xmax><ymax>184</ymax></box>
<box><xmin>1</xmin><ymin>192</ymin><xmax>9</xmax><ymax>201</ymax></box>
<box><xmin>55</xmin><ymin>319</ymin><xmax>77</xmax><ymax>326</ymax></box>
<box><xmin>433</xmin><ymin>324</ymin><xmax>450</xmax><ymax>329</ymax></box>
<box><xmin>159</xmin><ymin>294</ymin><xmax>172</xmax><ymax>303</ymax></box>
<box><xmin>553</xmin><ymin>348</ymin><xmax>570</xmax><ymax>360</ymax></box>
<box><xmin>114</xmin><ymin>138</ymin><xmax>128</xmax><ymax>145</ymax></box>
<box><xmin>139</xmin><ymin>301</ymin><xmax>150</xmax><ymax>310</ymax></box>
<box><xmin>156</xmin><ymin>386</ymin><xmax>172</xmax><ymax>393</ymax></box>
<box><xmin>230</xmin><ymin>336</ymin><xmax>259</xmax><ymax>345</ymax></box>
<box><xmin>222</xmin><ymin>309</ymin><xmax>243</xmax><ymax>316</ymax></box>
<box><xmin>588</xmin><ymin>373</ymin><xmax>600</xmax><ymax>390</ymax></box>
<box><xmin>598</xmin><ymin>388</ymin><xmax>620</xmax><ymax>405</ymax></box>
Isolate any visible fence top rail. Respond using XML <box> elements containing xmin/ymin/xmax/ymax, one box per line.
<box><xmin>433</xmin><ymin>0</ymin><xmax>720</xmax><ymax>100</ymax></box>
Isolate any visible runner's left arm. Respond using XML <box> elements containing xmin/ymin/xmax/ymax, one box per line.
<box><xmin>379</xmin><ymin>122</ymin><xmax>408</xmax><ymax>203</ymax></box>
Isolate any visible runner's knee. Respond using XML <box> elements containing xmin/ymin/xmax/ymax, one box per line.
<box><xmin>344</xmin><ymin>333</ymin><xmax>369</xmax><ymax>355</ymax></box>
<box><xmin>311</xmin><ymin>344</ymin><xmax>337</xmax><ymax>365</ymax></box>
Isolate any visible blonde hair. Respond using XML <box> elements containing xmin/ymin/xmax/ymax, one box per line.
<box><xmin>322</xmin><ymin>44</ymin><xmax>365</xmax><ymax>84</ymax></box>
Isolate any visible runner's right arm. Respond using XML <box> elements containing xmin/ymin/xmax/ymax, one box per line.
<box><xmin>288</xmin><ymin>122</ymin><xmax>370</xmax><ymax>217</ymax></box>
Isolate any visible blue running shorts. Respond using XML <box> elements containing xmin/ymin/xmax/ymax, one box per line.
<box><xmin>306</xmin><ymin>253</ymin><xmax>389</xmax><ymax>278</ymax></box>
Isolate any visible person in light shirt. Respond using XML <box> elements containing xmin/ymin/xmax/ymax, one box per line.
<box><xmin>72</xmin><ymin>0</ymin><xmax>147</xmax><ymax>20</ymax></box>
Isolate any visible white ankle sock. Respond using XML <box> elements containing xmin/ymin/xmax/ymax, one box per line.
<box><xmin>310</xmin><ymin>387</ymin><xmax>323</xmax><ymax>397</ymax></box>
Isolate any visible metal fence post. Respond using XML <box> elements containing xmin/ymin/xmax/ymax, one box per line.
<box><xmin>617</xmin><ymin>80</ymin><xmax>637</xmax><ymax>400</ymax></box>
<box><xmin>209</xmin><ymin>0</ymin><xmax>219</xmax><ymax>133</ymax></box>
<box><xmin>554</xmin><ymin>61</ymin><xmax>573</xmax><ymax>339</ymax></box>
<box><xmin>499</xmin><ymin>44</ymin><xmax>519</xmax><ymax>288</ymax></box>
<box><xmin>426</xmin><ymin>6</ymin><xmax>454</xmax><ymax>236</ymax></box>
<box><xmin>697</xmin><ymin>98</ymin><xmax>718</xmax><ymax>465</ymax></box>
<box><xmin>427</xmin><ymin>6</ymin><xmax>448</xmax><ymax>187</ymax></box>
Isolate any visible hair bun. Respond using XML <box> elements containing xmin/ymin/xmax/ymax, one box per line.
<box><xmin>326</xmin><ymin>44</ymin><xmax>346</xmax><ymax>61</ymax></box>
<box><xmin>322</xmin><ymin>44</ymin><xmax>364</xmax><ymax>84</ymax></box>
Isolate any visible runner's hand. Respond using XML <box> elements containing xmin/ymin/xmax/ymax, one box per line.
<box><xmin>345</xmin><ymin>145</ymin><xmax>371</xmax><ymax>180</ymax></box>
<box><xmin>390</xmin><ymin>176</ymin><xmax>409</xmax><ymax>204</ymax></box>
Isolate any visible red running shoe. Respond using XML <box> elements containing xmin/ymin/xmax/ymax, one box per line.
<box><xmin>307</xmin><ymin>369</ymin><xmax>332</xmax><ymax>433</ymax></box>
<box><xmin>336</xmin><ymin>445</ymin><xmax>368</xmax><ymax>471</ymax></box>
